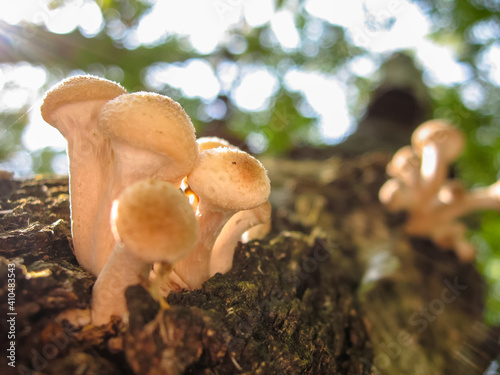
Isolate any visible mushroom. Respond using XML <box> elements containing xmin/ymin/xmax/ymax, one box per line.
<box><xmin>406</xmin><ymin>180</ymin><xmax>500</xmax><ymax>239</ymax></box>
<box><xmin>382</xmin><ymin>145</ymin><xmax>424</xmax><ymax>212</ymax></box>
<box><xmin>91</xmin><ymin>179</ymin><xmax>198</xmax><ymax>326</ymax></box>
<box><xmin>90</xmin><ymin>92</ymin><xmax>198</xmax><ymax>275</ymax></box>
<box><xmin>242</xmin><ymin>220</ymin><xmax>272</xmax><ymax>242</ymax></box>
<box><xmin>437</xmin><ymin>180</ymin><xmax>500</xmax><ymax>218</ymax></box>
<box><xmin>378</xmin><ymin>178</ymin><xmax>417</xmax><ymax>212</ymax></box>
<box><xmin>181</xmin><ymin>136</ymin><xmax>239</xmax><ymax>210</ymax></box>
<box><xmin>380</xmin><ymin>120</ymin><xmax>500</xmax><ymax>262</ymax></box>
<box><xmin>386</xmin><ymin>145</ymin><xmax>422</xmax><ymax>188</ymax></box>
<box><xmin>40</xmin><ymin>75</ymin><xmax>127</xmax><ymax>272</ymax></box>
<box><xmin>172</xmin><ymin>147</ymin><xmax>271</xmax><ymax>290</ymax></box>
<box><xmin>411</xmin><ymin>120</ymin><xmax>465</xmax><ymax>202</ymax></box>
<box><xmin>210</xmin><ymin>200</ymin><xmax>272</xmax><ymax>276</ymax></box>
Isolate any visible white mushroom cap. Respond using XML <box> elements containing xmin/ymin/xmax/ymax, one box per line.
<box><xmin>41</xmin><ymin>75</ymin><xmax>127</xmax><ymax>136</ymax></box>
<box><xmin>98</xmin><ymin>92</ymin><xmax>199</xmax><ymax>182</ymax></box>
<box><xmin>112</xmin><ymin>179</ymin><xmax>198</xmax><ymax>264</ymax></box>
<box><xmin>187</xmin><ymin>148</ymin><xmax>270</xmax><ymax>212</ymax></box>
<box><xmin>411</xmin><ymin>120</ymin><xmax>465</xmax><ymax>162</ymax></box>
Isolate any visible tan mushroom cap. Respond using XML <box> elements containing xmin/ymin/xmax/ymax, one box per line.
<box><xmin>386</xmin><ymin>145</ymin><xmax>421</xmax><ymax>182</ymax></box>
<box><xmin>411</xmin><ymin>120</ymin><xmax>465</xmax><ymax>161</ymax></box>
<box><xmin>41</xmin><ymin>75</ymin><xmax>127</xmax><ymax>125</ymax></box>
<box><xmin>112</xmin><ymin>179</ymin><xmax>198</xmax><ymax>264</ymax></box>
<box><xmin>98</xmin><ymin>92</ymin><xmax>198</xmax><ymax>176</ymax></box>
<box><xmin>187</xmin><ymin>148</ymin><xmax>270</xmax><ymax>211</ymax></box>
<box><xmin>197</xmin><ymin>137</ymin><xmax>237</xmax><ymax>151</ymax></box>
<box><xmin>379</xmin><ymin>178</ymin><xmax>415</xmax><ymax>212</ymax></box>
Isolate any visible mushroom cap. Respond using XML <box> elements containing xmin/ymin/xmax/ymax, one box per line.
<box><xmin>187</xmin><ymin>148</ymin><xmax>271</xmax><ymax>211</ymax></box>
<box><xmin>438</xmin><ymin>180</ymin><xmax>466</xmax><ymax>204</ymax></box>
<box><xmin>386</xmin><ymin>145</ymin><xmax>421</xmax><ymax>183</ymax></box>
<box><xmin>112</xmin><ymin>179</ymin><xmax>198</xmax><ymax>264</ymax></box>
<box><xmin>98</xmin><ymin>92</ymin><xmax>198</xmax><ymax>177</ymax></box>
<box><xmin>411</xmin><ymin>120</ymin><xmax>465</xmax><ymax>161</ymax></box>
<box><xmin>197</xmin><ymin>137</ymin><xmax>238</xmax><ymax>151</ymax></box>
<box><xmin>379</xmin><ymin>178</ymin><xmax>415</xmax><ymax>212</ymax></box>
<box><xmin>41</xmin><ymin>75</ymin><xmax>127</xmax><ymax>126</ymax></box>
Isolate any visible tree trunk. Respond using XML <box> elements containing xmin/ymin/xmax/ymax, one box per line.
<box><xmin>0</xmin><ymin>152</ymin><xmax>497</xmax><ymax>375</ymax></box>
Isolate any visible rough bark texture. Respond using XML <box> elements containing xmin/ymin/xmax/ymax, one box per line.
<box><xmin>0</xmin><ymin>153</ymin><xmax>497</xmax><ymax>375</ymax></box>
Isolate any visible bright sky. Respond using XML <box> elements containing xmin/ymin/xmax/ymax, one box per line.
<box><xmin>0</xmin><ymin>0</ymin><xmax>492</xmax><ymax>176</ymax></box>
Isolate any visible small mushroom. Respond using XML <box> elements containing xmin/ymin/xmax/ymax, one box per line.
<box><xmin>181</xmin><ymin>136</ymin><xmax>239</xmax><ymax>210</ymax></box>
<box><xmin>411</xmin><ymin>120</ymin><xmax>465</xmax><ymax>201</ymax></box>
<box><xmin>91</xmin><ymin>179</ymin><xmax>198</xmax><ymax>325</ymax></box>
<box><xmin>210</xmin><ymin>200</ymin><xmax>272</xmax><ymax>276</ymax></box>
<box><xmin>386</xmin><ymin>145</ymin><xmax>421</xmax><ymax>188</ymax></box>
<box><xmin>172</xmin><ymin>147</ymin><xmax>271</xmax><ymax>289</ymax></box>
<box><xmin>437</xmin><ymin>180</ymin><xmax>466</xmax><ymax>205</ymax></box>
<box><xmin>90</xmin><ymin>92</ymin><xmax>199</xmax><ymax>275</ymax></box>
<box><xmin>41</xmin><ymin>75</ymin><xmax>127</xmax><ymax>272</ymax></box>
<box><xmin>378</xmin><ymin>178</ymin><xmax>417</xmax><ymax>212</ymax></box>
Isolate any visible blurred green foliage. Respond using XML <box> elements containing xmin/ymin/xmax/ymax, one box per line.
<box><xmin>1</xmin><ymin>0</ymin><xmax>500</xmax><ymax>322</ymax></box>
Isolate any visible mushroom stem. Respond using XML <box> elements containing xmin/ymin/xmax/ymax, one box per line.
<box><xmin>433</xmin><ymin>184</ymin><xmax>500</xmax><ymax>221</ymax></box>
<box><xmin>403</xmin><ymin>182</ymin><xmax>500</xmax><ymax>263</ymax></box>
<box><xmin>90</xmin><ymin>143</ymin><xmax>182</xmax><ymax>275</ymax></box>
<box><xmin>411</xmin><ymin>120</ymin><xmax>465</xmax><ymax>209</ymax></box>
<box><xmin>419</xmin><ymin>141</ymin><xmax>448</xmax><ymax>203</ymax></box>
<box><xmin>40</xmin><ymin>76</ymin><xmax>127</xmax><ymax>272</ymax></box>
<box><xmin>174</xmin><ymin>202</ymin><xmax>233</xmax><ymax>289</ymax></box>
<box><xmin>432</xmin><ymin>221</ymin><xmax>476</xmax><ymax>262</ymax></box>
<box><xmin>91</xmin><ymin>242</ymin><xmax>150</xmax><ymax>326</ymax></box>
<box><xmin>242</xmin><ymin>221</ymin><xmax>272</xmax><ymax>242</ymax></box>
<box><xmin>61</xmin><ymin>104</ymin><xmax>113</xmax><ymax>271</ymax></box>
<box><xmin>210</xmin><ymin>201</ymin><xmax>271</xmax><ymax>277</ymax></box>
<box><xmin>152</xmin><ymin>267</ymin><xmax>190</xmax><ymax>296</ymax></box>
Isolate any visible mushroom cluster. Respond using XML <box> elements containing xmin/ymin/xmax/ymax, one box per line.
<box><xmin>379</xmin><ymin>119</ymin><xmax>500</xmax><ymax>262</ymax></box>
<box><xmin>41</xmin><ymin>75</ymin><xmax>271</xmax><ymax>324</ymax></box>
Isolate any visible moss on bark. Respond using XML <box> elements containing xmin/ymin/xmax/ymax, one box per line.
<box><xmin>0</xmin><ymin>153</ymin><xmax>497</xmax><ymax>375</ymax></box>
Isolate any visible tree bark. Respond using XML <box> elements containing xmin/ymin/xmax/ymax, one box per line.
<box><xmin>0</xmin><ymin>153</ymin><xmax>497</xmax><ymax>375</ymax></box>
